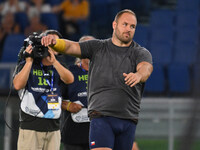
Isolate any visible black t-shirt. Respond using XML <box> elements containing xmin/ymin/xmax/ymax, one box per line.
<box><xmin>79</xmin><ymin>38</ymin><xmax>152</xmax><ymax>120</ymax></box>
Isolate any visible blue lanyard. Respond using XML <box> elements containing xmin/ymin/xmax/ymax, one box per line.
<box><xmin>40</xmin><ymin>63</ymin><xmax>54</xmax><ymax>93</ymax></box>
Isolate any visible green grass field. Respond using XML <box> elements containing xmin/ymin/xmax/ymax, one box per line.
<box><xmin>136</xmin><ymin>138</ymin><xmax>200</xmax><ymax>150</ymax></box>
<box><xmin>137</xmin><ymin>138</ymin><xmax>168</xmax><ymax>150</ymax></box>
<box><xmin>60</xmin><ymin>138</ymin><xmax>200</xmax><ymax>150</ymax></box>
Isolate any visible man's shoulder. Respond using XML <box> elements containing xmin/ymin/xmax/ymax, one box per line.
<box><xmin>129</xmin><ymin>41</ymin><xmax>151</xmax><ymax>60</ymax></box>
<box><xmin>79</xmin><ymin>38</ymin><xmax>110</xmax><ymax>52</ymax></box>
<box><xmin>85</xmin><ymin>38</ymin><xmax>110</xmax><ymax>44</ymax></box>
<box><xmin>132</xmin><ymin>40</ymin><xmax>150</xmax><ymax>52</ymax></box>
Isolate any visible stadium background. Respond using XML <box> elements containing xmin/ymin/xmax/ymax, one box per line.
<box><xmin>0</xmin><ymin>0</ymin><xmax>200</xmax><ymax>150</ymax></box>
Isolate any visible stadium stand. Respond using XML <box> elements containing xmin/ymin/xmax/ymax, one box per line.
<box><xmin>176</xmin><ymin>0</ymin><xmax>200</xmax><ymax>11</ymax></box>
<box><xmin>168</xmin><ymin>63</ymin><xmax>191</xmax><ymax>94</ymax></box>
<box><xmin>0</xmin><ymin>0</ymin><xmax>198</xmax><ymax>96</ymax></box>
<box><xmin>89</xmin><ymin>0</ymin><xmax>110</xmax><ymax>37</ymax></box>
<box><xmin>1</xmin><ymin>1</ymin><xmax>200</xmax><ymax>149</ymax></box>
<box><xmin>175</xmin><ymin>10</ymin><xmax>199</xmax><ymax>29</ymax></box>
<box><xmin>173</xmin><ymin>42</ymin><xmax>198</xmax><ymax>65</ymax></box>
<box><xmin>106</xmin><ymin>0</ymin><xmax>121</xmax><ymax>21</ymax></box>
<box><xmin>149</xmin><ymin>41</ymin><xmax>173</xmax><ymax>66</ymax></box>
<box><xmin>134</xmin><ymin>24</ymin><xmax>149</xmax><ymax>47</ymax></box>
<box><xmin>15</xmin><ymin>12</ymin><xmax>29</xmax><ymax>33</ymax></box>
<box><xmin>46</xmin><ymin>0</ymin><xmax>62</xmax><ymax>6</ymax></box>
<box><xmin>175</xmin><ymin>28</ymin><xmax>199</xmax><ymax>45</ymax></box>
<box><xmin>150</xmin><ymin>27</ymin><xmax>174</xmax><ymax>44</ymax></box>
<box><xmin>0</xmin><ymin>68</ymin><xmax>10</xmax><ymax>89</ymax></box>
<box><xmin>149</xmin><ymin>9</ymin><xmax>174</xmax><ymax>29</ymax></box>
<box><xmin>40</xmin><ymin>13</ymin><xmax>60</xmax><ymax>30</ymax></box>
<box><xmin>1</xmin><ymin>34</ymin><xmax>25</xmax><ymax>63</ymax></box>
<box><xmin>145</xmin><ymin>64</ymin><xmax>166</xmax><ymax>94</ymax></box>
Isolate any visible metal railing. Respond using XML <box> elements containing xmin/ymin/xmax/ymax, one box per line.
<box><xmin>137</xmin><ymin>97</ymin><xmax>199</xmax><ymax>150</ymax></box>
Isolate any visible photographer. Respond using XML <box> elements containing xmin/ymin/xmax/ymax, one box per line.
<box><xmin>13</xmin><ymin>30</ymin><xmax>74</xmax><ymax>150</ymax></box>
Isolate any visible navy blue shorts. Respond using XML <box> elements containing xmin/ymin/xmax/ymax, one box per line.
<box><xmin>89</xmin><ymin>116</ymin><xmax>136</xmax><ymax>150</ymax></box>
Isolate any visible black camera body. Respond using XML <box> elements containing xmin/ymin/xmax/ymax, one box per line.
<box><xmin>18</xmin><ymin>30</ymin><xmax>62</xmax><ymax>63</ymax></box>
<box><xmin>25</xmin><ymin>33</ymin><xmax>49</xmax><ymax>59</ymax></box>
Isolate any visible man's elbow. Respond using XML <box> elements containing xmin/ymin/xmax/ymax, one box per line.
<box><xmin>144</xmin><ymin>64</ymin><xmax>153</xmax><ymax>82</ymax></box>
<box><xmin>140</xmin><ymin>64</ymin><xmax>153</xmax><ymax>83</ymax></box>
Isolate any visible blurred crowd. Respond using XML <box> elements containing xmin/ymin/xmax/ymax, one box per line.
<box><xmin>0</xmin><ymin>0</ymin><xmax>198</xmax><ymax>96</ymax></box>
<box><xmin>0</xmin><ymin>0</ymin><xmax>90</xmax><ymax>59</ymax></box>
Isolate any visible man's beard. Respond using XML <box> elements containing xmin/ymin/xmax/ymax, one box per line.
<box><xmin>115</xmin><ymin>27</ymin><xmax>133</xmax><ymax>44</ymax></box>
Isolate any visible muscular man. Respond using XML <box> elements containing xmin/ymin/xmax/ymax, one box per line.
<box><xmin>42</xmin><ymin>9</ymin><xmax>153</xmax><ymax>150</ymax></box>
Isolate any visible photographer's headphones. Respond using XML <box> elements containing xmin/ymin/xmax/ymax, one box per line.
<box><xmin>40</xmin><ymin>29</ymin><xmax>63</xmax><ymax>39</ymax></box>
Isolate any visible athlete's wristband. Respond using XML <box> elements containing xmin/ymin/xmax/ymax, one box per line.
<box><xmin>66</xmin><ymin>101</ymin><xmax>72</xmax><ymax>111</ymax></box>
<box><xmin>50</xmin><ymin>39</ymin><xmax>66</xmax><ymax>53</ymax></box>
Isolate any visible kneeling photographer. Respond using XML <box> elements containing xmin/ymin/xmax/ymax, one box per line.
<box><xmin>13</xmin><ymin>30</ymin><xmax>74</xmax><ymax>150</ymax></box>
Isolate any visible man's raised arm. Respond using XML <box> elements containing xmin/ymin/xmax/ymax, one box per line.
<box><xmin>41</xmin><ymin>34</ymin><xmax>82</xmax><ymax>58</ymax></box>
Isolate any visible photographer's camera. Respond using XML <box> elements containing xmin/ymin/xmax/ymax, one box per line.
<box><xmin>19</xmin><ymin>32</ymin><xmax>49</xmax><ymax>61</ymax></box>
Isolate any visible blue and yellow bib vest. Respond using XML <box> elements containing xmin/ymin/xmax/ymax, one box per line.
<box><xmin>18</xmin><ymin>62</ymin><xmax>62</xmax><ymax>119</ymax></box>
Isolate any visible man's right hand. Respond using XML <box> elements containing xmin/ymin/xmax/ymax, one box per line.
<box><xmin>41</xmin><ymin>35</ymin><xmax>57</xmax><ymax>47</ymax></box>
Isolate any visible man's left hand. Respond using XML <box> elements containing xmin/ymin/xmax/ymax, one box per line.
<box><xmin>123</xmin><ymin>72</ymin><xmax>142</xmax><ymax>87</ymax></box>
